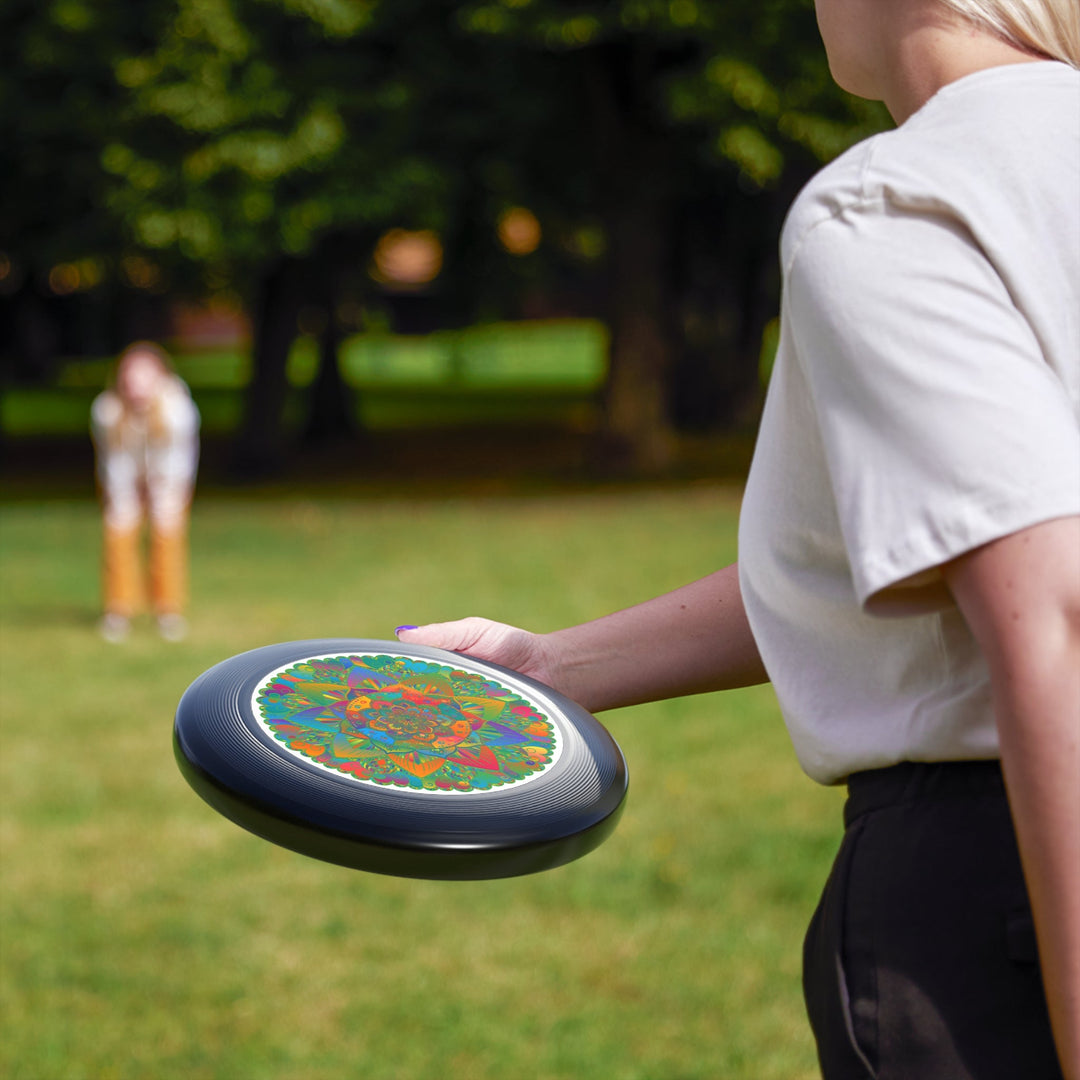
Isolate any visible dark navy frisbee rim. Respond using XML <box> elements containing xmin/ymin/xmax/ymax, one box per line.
<box><xmin>173</xmin><ymin>639</ymin><xmax>628</xmax><ymax>880</ymax></box>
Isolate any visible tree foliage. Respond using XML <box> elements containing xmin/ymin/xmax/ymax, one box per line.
<box><xmin>1</xmin><ymin>0</ymin><xmax>890</xmax><ymax>470</ymax></box>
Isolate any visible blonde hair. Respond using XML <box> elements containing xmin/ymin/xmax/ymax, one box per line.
<box><xmin>938</xmin><ymin>0</ymin><xmax>1080</xmax><ymax>66</ymax></box>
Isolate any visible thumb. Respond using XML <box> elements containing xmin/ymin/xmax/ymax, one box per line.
<box><xmin>394</xmin><ymin>617</ymin><xmax>493</xmax><ymax>653</ymax></box>
<box><xmin>395</xmin><ymin>618</ymin><xmax>555</xmax><ymax>689</ymax></box>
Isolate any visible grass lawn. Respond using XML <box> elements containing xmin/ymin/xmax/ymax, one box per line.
<box><xmin>0</xmin><ymin>484</ymin><xmax>842</xmax><ymax>1079</ymax></box>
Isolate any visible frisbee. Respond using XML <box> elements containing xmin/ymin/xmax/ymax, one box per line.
<box><xmin>173</xmin><ymin>639</ymin><xmax>628</xmax><ymax>880</ymax></box>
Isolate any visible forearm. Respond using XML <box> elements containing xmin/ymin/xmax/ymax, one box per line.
<box><xmin>994</xmin><ymin>646</ymin><xmax>1080</xmax><ymax>1080</ymax></box>
<box><xmin>542</xmin><ymin>562</ymin><xmax>768</xmax><ymax>713</ymax></box>
<box><xmin>946</xmin><ymin>517</ymin><xmax>1080</xmax><ymax>1078</ymax></box>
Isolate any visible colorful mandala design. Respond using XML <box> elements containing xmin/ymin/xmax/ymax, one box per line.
<box><xmin>254</xmin><ymin>654</ymin><xmax>560</xmax><ymax>793</ymax></box>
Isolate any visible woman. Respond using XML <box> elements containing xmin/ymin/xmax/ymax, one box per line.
<box><xmin>91</xmin><ymin>342</ymin><xmax>200</xmax><ymax>642</ymax></box>
<box><xmin>397</xmin><ymin>1</ymin><xmax>1079</xmax><ymax>1076</ymax></box>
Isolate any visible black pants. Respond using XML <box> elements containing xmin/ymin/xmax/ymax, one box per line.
<box><xmin>803</xmin><ymin>761</ymin><xmax>1063</xmax><ymax>1080</ymax></box>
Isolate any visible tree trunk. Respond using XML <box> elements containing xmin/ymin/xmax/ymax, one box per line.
<box><xmin>585</xmin><ymin>42</ymin><xmax>677</xmax><ymax>475</ymax></box>
<box><xmin>302</xmin><ymin>302</ymin><xmax>355</xmax><ymax>447</ymax></box>
<box><xmin>602</xmin><ymin>186</ymin><xmax>675</xmax><ymax>471</ymax></box>
<box><xmin>3</xmin><ymin>278</ymin><xmax>60</xmax><ymax>384</ymax></box>
<box><xmin>669</xmin><ymin>187</ymin><xmax>781</xmax><ymax>432</ymax></box>
<box><xmin>232</xmin><ymin>257</ymin><xmax>303</xmax><ymax>479</ymax></box>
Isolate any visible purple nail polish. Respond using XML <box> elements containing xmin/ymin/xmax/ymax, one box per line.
<box><xmin>395</xmin><ymin>625</ymin><xmax>418</xmax><ymax>634</ymax></box>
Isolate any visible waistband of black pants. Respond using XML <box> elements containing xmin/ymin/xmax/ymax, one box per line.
<box><xmin>844</xmin><ymin>759</ymin><xmax>1005</xmax><ymax>829</ymax></box>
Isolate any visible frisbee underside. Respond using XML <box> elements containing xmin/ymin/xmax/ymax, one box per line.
<box><xmin>174</xmin><ymin>639</ymin><xmax>627</xmax><ymax>880</ymax></box>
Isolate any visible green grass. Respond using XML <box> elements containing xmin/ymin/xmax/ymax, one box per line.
<box><xmin>0</xmin><ymin>486</ymin><xmax>842</xmax><ymax>1079</ymax></box>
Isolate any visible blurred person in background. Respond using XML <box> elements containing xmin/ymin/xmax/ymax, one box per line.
<box><xmin>91</xmin><ymin>341</ymin><xmax>200</xmax><ymax>643</ymax></box>
<box><xmin>398</xmin><ymin>0</ymin><xmax>1080</xmax><ymax>1077</ymax></box>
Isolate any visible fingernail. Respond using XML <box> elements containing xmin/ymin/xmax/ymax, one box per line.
<box><xmin>395</xmin><ymin>625</ymin><xmax>418</xmax><ymax>635</ymax></box>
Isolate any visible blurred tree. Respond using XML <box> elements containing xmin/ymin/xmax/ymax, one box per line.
<box><xmin>0</xmin><ymin>0</ymin><xmax>167</xmax><ymax>380</ymax></box>
<box><xmin>94</xmin><ymin>0</ymin><xmax>438</xmax><ymax>472</ymax></box>
<box><xmin>2</xmin><ymin>0</ymin><xmax>889</xmax><ymax>473</ymax></box>
<box><xmin>454</xmin><ymin>0</ymin><xmax>890</xmax><ymax>470</ymax></box>
<box><xmin>99</xmin><ymin>0</ymin><xmax>564</xmax><ymax>473</ymax></box>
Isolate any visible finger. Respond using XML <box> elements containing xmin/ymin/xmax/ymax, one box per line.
<box><xmin>395</xmin><ymin>618</ymin><xmax>487</xmax><ymax>652</ymax></box>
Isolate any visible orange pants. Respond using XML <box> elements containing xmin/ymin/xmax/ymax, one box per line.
<box><xmin>102</xmin><ymin>517</ymin><xmax>188</xmax><ymax>618</ymax></box>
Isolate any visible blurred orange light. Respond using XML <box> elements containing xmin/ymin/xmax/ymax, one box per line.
<box><xmin>498</xmin><ymin>207</ymin><xmax>541</xmax><ymax>256</ymax></box>
<box><xmin>371</xmin><ymin>229</ymin><xmax>443</xmax><ymax>288</ymax></box>
<box><xmin>121</xmin><ymin>255</ymin><xmax>162</xmax><ymax>291</ymax></box>
<box><xmin>48</xmin><ymin>263</ymin><xmax>81</xmax><ymax>295</ymax></box>
<box><xmin>0</xmin><ymin>253</ymin><xmax>11</xmax><ymax>281</ymax></box>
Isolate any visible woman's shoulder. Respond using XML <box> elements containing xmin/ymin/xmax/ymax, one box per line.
<box><xmin>91</xmin><ymin>389</ymin><xmax>124</xmax><ymax>430</ymax></box>
<box><xmin>782</xmin><ymin>61</ymin><xmax>1079</xmax><ymax>273</ymax></box>
<box><xmin>162</xmin><ymin>372</ymin><xmax>194</xmax><ymax>401</ymax></box>
<box><xmin>156</xmin><ymin>375</ymin><xmax>200</xmax><ymax>428</ymax></box>
<box><xmin>779</xmin><ymin>136</ymin><xmax>885</xmax><ymax>270</ymax></box>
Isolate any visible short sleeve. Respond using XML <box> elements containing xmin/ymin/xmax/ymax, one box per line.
<box><xmin>787</xmin><ymin>202</ymin><xmax>1080</xmax><ymax>613</ymax></box>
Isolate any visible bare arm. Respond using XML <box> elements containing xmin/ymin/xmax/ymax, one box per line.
<box><xmin>944</xmin><ymin>515</ymin><xmax>1080</xmax><ymax>1080</ymax></box>
<box><xmin>397</xmin><ymin>562</ymin><xmax>768</xmax><ymax>713</ymax></box>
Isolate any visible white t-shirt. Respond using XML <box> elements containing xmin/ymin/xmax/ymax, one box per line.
<box><xmin>91</xmin><ymin>375</ymin><xmax>200</xmax><ymax>531</ymax></box>
<box><xmin>739</xmin><ymin>62</ymin><xmax>1080</xmax><ymax>785</ymax></box>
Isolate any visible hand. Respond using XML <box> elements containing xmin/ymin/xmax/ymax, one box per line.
<box><xmin>394</xmin><ymin>566</ymin><xmax>766</xmax><ymax>714</ymax></box>
<box><xmin>396</xmin><ymin>617</ymin><xmax>564</xmax><ymax>692</ymax></box>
